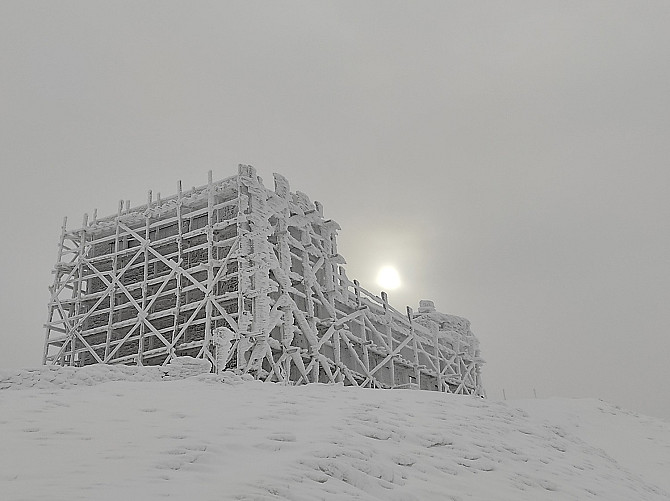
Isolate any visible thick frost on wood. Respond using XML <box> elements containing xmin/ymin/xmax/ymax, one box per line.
<box><xmin>44</xmin><ymin>166</ymin><xmax>484</xmax><ymax>395</ymax></box>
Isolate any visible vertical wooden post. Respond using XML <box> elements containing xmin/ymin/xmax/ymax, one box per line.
<box><xmin>70</xmin><ymin>213</ymin><xmax>88</xmax><ymax>366</ymax></box>
<box><xmin>235</xmin><ymin>171</ymin><xmax>249</xmax><ymax>370</ymax></box>
<box><xmin>137</xmin><ymin>191</ymin><xmax>152</xmax><ymax>365</ymax></box>
<box><xmin>433</xmin><ymin>331</ymin><xmax>443</xmax><ymax>392</ymax></box>
<box><xmin>353</xmin><ymin>279</ymin><xmax>370</xmax><ymax>385</ymax></box>
<box><xmin>104</xmin><ymin>201</ymin><xmax>123</xmax><ymax>361</ymax></box>
<box><xmin>475</xmin><ymin>349</ymin><xmax>484</xmax><ymax>397</ymax></box>
<box><xmin>301</xmin><ymin>226</ymin><xmax>319</xmax><ymax>383</ymax></box>
<box><xmin>332</xmin><ymin>327</ymin><xmax>343</xmax><ymax>383</ymax></box>
<box><xmin>320</xmin><ymin>220</ymin><xmax>342</xmax><ymax>381</ymax></box>
<box><xmin>353</xmin><ymin>279</ymin><xmax>361</xmax><ymax>308</ymax></box>
<box><xmin>204</xmin><ymin>170</ymin><xmax>214</xmax><ymax>364</ymax></box>
<box><xmin>43</xmin><ymin>216</ymin><xmax>69</xmax><ymax>365</ymax></box>
<box><xmin>170</xmin><ymin>181</ymin><xmax>184</xmax><ymax>362</ymax></box>
<box><xmin>274</xmin><ymin>174</ymin><xmax>294</xmax><ymax>384</ymax></box>
<box><xmin>320</xmin><ymin>221</ymin><xmax>337</xmax><ymax>305</ymax></box>
<box><xmin>237</xmin><ymin>165</ymin><xmax>275</xmax><ymax>375</ymax></box>
<box><xmin>407</xmin><ymin>306</ymin><xmax>421</xmax><ymax>389</ymax></box>
<box><xmin>381</xmin><ymin>291</ymin><xmax>395</xmax><ymax>388</ymax></box>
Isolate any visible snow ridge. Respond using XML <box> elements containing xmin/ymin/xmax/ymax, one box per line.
<box><xmin>1</xmin><ymin>365</ymin><xmax>668</xmax><ymax>500</ymax></box>
<box><xmin>0</xmin><ymin>357</ymin><xmax>238</xmax><ymax>390</ymax></box>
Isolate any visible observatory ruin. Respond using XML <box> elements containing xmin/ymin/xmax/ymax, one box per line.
<box><xmin>44</xmin><ymin>165</ymin><xmax>484</xmax><ymax>395</ymax></box>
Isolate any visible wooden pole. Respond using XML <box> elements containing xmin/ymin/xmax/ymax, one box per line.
<box><xmin>104</xmin><ymin>201</ymin><xmax>123</xmax><ymax>362</ymax></box>
<box><xmin>169</xmin><ymin>180</ymin><xmax>184</xmax><ymax>362</ymax></box>
<box><xmin>353</xmin><ymin>280</ymin><xmax>370</xmax><ymax>386</ymax></box>
<box><xmin>302</xmin><ymin>226</ymin><xmax>319</xmax><ymax>383</ymax></box>
<box><xmin>137</xmin><ymin>191</ymin><xmax>152</xmax><ymax>365</ymax></box>
<box><xmin>236</xmin><ymin>170</ymin><xmax>249</xmax><ymax>370</ymax></box>
<box><xmin>433</xmin><ymin>330</ymin><xmax>443</xmax><ymax>392</ymax></box>
<box><xmin>274</xmin><ymin>174</ymin><xmax>294</xmax><ymax>384</ymax></box>
<box><xmin>204</xmin><ymin>171</ymin><xmax>214</xmax><ymax>365</ymax></box>
<box><xmin>381</xmin><ymin>291</ymin><xmax>395</xmax><ymax>388</ymax></box>
<box><xmin>70</xmin><ymin>213</ymin><xmax>88</xmax><ymax>366</ymax></box>
<box><xmin>43</xmin><ymin>216</ymin><xmax>69</xmax><ymax>365</ymax></box>
<box><xmin>407</xmin><ymin>306</ymin><xmax>421</xmax><ymax>389</ymax></box>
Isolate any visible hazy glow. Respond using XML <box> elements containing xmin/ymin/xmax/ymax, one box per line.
<box><xmin>376</xmin><ymin>266</ymin><xmax>401</xmax><ymax>290</ymax></box>
<box><xmin>1</xmin><ymin>2</ymin><xmax>669</xmax><ymax>420</ymax></box>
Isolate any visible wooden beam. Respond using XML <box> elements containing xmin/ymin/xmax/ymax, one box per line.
<box><xmin>204</xmin><ymin>171</ymin><xmax>214</xmax><ymax>364</ymax></box>
<box><xmin>137</xmin><ymin>191</ymin><xmax>153</xmax><ymax>365</ymax></box>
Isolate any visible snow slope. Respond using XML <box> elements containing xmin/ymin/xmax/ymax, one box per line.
<box><xmin>1</xmin><ymin>365</ymin><xmax>668</xmax><ymax>501</ymax></box>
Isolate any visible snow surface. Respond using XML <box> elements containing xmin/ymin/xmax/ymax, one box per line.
<box><xmin>1</xmin><ymin>365</ymin><xmax>668</xmax><ymax>501</ymax></box>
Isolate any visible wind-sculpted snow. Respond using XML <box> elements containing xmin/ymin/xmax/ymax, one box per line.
<box><xmin>1</xmin><ymin>366</ymin><xmax>668</xmax><ymax>500</ymax></box>
<box><xmin>0</xmin><ymin>356</ymin><xmax>219</xmax><ymax>389</ymax></box>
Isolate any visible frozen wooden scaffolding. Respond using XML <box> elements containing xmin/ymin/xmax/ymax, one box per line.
<box><xmin>44</xmin><ymin>165</ymin><xmax>484</xmax><ymax>395</ymax></box>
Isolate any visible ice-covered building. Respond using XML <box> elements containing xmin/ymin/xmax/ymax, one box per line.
<box><xmin>44</xmin><ymin>165</ymin><xmax>484</xmax><ymax>395</ymax></box>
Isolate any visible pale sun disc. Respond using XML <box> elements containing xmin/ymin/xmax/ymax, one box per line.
<box><xmin>376</xmin><ymin>266</ymin><xmax>401</xmax><ymax>290</ymax></box>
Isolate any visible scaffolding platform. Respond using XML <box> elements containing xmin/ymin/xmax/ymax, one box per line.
<box><xmin>44</xmin><ymin>165</ymin><xmax>484</xmax><ymax>395</ymax></box>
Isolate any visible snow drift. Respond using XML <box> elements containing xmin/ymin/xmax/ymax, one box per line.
<box><xmin>1</xmin><ymin>365</ymin><xmax>668</xmax><ymax>500</ymax></box>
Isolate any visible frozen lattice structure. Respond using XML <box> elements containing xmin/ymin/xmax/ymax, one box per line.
<box><xmin>44</xmin><ymin>165</ymin><xmax>484</xmax><ymax>395</ymax></box>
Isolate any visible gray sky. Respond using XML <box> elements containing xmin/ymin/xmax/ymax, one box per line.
<box><xmin>1</xmin><ymin>1</ymin><xmax>668</xmax><ymax>418</ymax></box>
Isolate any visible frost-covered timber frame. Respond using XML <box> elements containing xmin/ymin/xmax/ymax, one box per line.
<box><xmin>44</xmin><ymin>165</ymin><xmax>484</xmax><ymax>395</ymax></box>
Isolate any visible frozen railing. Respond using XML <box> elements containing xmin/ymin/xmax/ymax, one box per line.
<box><xmin>330</xmin><ymin>269</ymin><xmax>481</xmax><ymax>392</ymax></box>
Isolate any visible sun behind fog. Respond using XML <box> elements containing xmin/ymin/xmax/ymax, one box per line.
<box><xmin>376</xmin><ymin>265</ymin><xmax>401</xmax><ymax>290</ymax></box>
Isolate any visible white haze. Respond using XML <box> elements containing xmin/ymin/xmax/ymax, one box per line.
<box><xmin>0</xmin><ymin>2</ymin><xmax>669</xmax><ymax>419</ymax></box>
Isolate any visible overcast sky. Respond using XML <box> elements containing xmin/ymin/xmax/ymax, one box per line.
<box><xmin>1</xmin><ymin>1</ymin><xmax>668</xmax><ymax>419</ymax></box>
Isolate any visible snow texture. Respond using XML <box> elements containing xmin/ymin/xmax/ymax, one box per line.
<box><xmin>1</xmin><ymin>365</ymin><xmax>668</xmax><ymax>501</ymax></box>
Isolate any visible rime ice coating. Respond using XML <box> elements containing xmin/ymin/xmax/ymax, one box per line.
<box><xmin>44</xmin><ymin>165</ymin><xmax>483</xmax><ymax>395</ymax></box>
